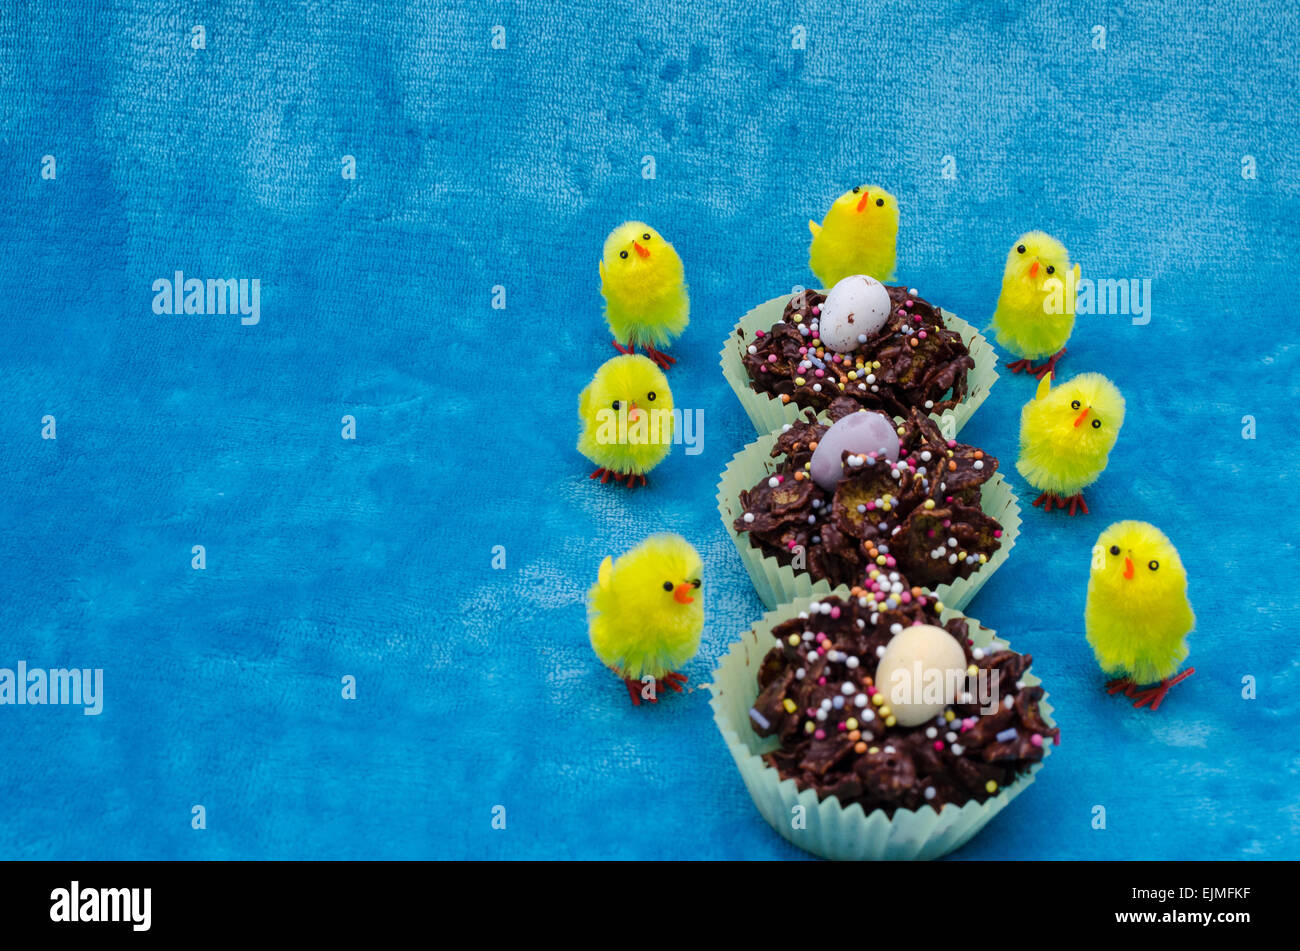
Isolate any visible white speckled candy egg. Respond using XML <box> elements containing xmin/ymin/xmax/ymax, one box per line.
<box><xmin>875</xmin><ymin>624</ymin><xmax>967</xmax><ymax>727</ymax></box>
<box><xmin>817</xmin><ymin>274</ymin><xmax>891</xmax><ymax>353</ymax></box>
<box><xmin>809</xmin><ymin>411</ymin><xmax>899</xmax><ymax>490</ymax></box>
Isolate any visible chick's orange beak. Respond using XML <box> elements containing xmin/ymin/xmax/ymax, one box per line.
<box><xmin>627</xmin><ymin>400</ymin><xmax>641</xmax><ymax>422</ymax></box>
<box><xmin>1123</xmin><ymin>557</ymin><xmax>1134</xmax><ymax>580</ymax></box>
<box><xmin>633</xmin><ymin>241</ymin><xmax>650</xmax><ymax>259</ymax></box>
<box><xmin>856</xmin><ymin>193</ymin><xmax>869</xmax><ymax>213</ymax></box>
<box><xmin>673</xmin><ymin>583</ymin><xmax>694</xmax><ymax>604</ymax></box>
<box><xmin>1073</xmin><ymin>406</ymin><xmax>1090</xmax><ymax>427</ymax></box>
<box><xmin>1029</xmin><ymin>260</ymin><xmax>1040</xmax><ymax>278</ymax></box>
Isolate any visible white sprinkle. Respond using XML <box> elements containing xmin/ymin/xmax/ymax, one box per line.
<box><xmin>768</xmin><ymin>477</ymin><xmax>779</xmax><ymax>488</ymax></box>
<box><xmin>948</xmin><ymin>553</ymin><xmax>958</xmax><ymax>564</ymax></box>
<box><xmin>841</xmin><ymin>682</ymin><xmax>856</xmax><ymax>695</ymax></box>
<box><xmin>820</xmin><ymin>698</ymin><xmax>832</xmax><ymax>711</ymax></box>
<box><xmin>924</xmin><ymin>400</ymin><xmax>934</xmax><ymax>409</ymax></box>
<box><xmin>890</xmin><ymin>623</ymin><xmax>903</xmax><ymax>635</ymax></box>
<box><xmin>973</xmin><ymin>460</ymin><xmax>984</xmax><ymax>470</ymax></box>
<box><xmin>920</xmin><ymin>451</ymin><xmax>932</xmax><ymax>462</ymax></box>
<box><xmin>876</xmin><ymin>646</ymin><xmax>886</xmax><ymax>658</ymax></box>
<box><xmin>1004</xmin><ymin>694</ymin><xmax>1015</xmax><ymax>709</ymax></box>
<box><xmin>812</xmin><ymin>383</ymin><xmax>822</xmax><ymax>392</ymax></box>
<box><xmin>924</xmin><ymin>787</ymin><xmax>936</xmax><ymax>801</ymax></box>
<box><xmin>743</xmin><ymin>512</ymin><xmax>755</xmax><ymax>523</ymax></box>
<box><xmin>747</xmin><ymin>345</ymin><xmax>757</xmax><ymax>354</ymax></box>
<box><xmin>946</xmin><ymin>732</ymin><xmax>958</xmax><ymax>743</ymax></box>
<box><xmin>857</xmin><ymin>333</ymin><xmax>867</xmax><ymax>344</ymax></box>
<box><xmin>950</xmin><ymin>743</ymin><xmax>965</xmax><ymax>756</ymax></box>
<box><xmin>854</xmin><ymin>693</ymin><xmax>868</xmax><ymax>708</ymax></box>
<box><xmin>846</xmin><ymin>656</ymin><xmax>860</xmax><ymax>669</ymax></box>
<box><xmin>795</xmin><ymin>668</ymin><xmax>806</xmax><ymax>679</ymax></box>
<box><xmin>925</xmin><ymin>727</ymin><xmax>938</xmax><ymax>739</ymax></box>
<box><xmin>816</xmin><ymin>709</ymin><xmax>827</xmax><ymax>721</ymax></box>
<box><xmin>833</xmin><ymin>696</ymin><xmax>845</xmax><ymax>709</ymax></box>
<box><xmin>972</xmin><ymin>648</ymin><xmax>985</xmax><ymax>660</ymax></box>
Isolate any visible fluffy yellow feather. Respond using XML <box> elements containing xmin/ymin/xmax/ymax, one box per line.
<box><xmin>598</xmin><ymin>221</ymin><xmax>688</xmax><ymax>369</ymax></box>
<box><xmin>577</xmin><ymin>354</ymin><xmax>673</xmax><ymax>487</ymax></box>
<box><xmin>1016</xmin><ymin>372</ymin><xmax>1124</xmax><ymax>515</ymax></box>
<box><xmin>807</xmin><ymin>184</ymin><xmax>899</xmax><ymax>287</ymax></box>
<box><xmin>990</xmin><ymin>232</ymin><xmax>1081</xmax><ymax>377</ymax></box>
<box><xmin>1086</xmin><ymin>521</ymin><xmax>1195</xmax><ymax>709</ymax></box>
<box><xmin>587</xmin><ymin>534</ymin><xmax>704</xmax><ymax>704</ymax></box>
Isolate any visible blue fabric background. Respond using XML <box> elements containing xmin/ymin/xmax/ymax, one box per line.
<box><xmin>2</xmin><ymin>1</ymin><xmax>1297</xmax><ymax>860</ymax></box>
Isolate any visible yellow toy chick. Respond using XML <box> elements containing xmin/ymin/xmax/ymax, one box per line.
<box><xmin>588</xmin><ymin>534</ymin><xmax>704</xmax><ymax>705</ymax></box>
<box><xmin>577</xmin><ymin>354</ymin><xmax>673</xmax><ymax>488</ymax></box>
<box><xmin>807</xmin><ymin>184</ymin><xmax>899</xmax><ymax>287</ymax></box>
<box><xmin>599</xmin><ymin>221</ymin><xmax>689</xmax><ymax>370</ymax></box>
<box><xmin>1017</xmin><ymin>371</ymin><xmax>1124</xmax><ymax>515</ymax></box>
<box><xmin>990</xmin><ymin>232</ymin><xmax>1081</xmax><ymax>379</ymax></box>
<box><xmin>1086</xmin><ymin>521</ymin><xmax>1196</xmax><ymax>711</ymax></box>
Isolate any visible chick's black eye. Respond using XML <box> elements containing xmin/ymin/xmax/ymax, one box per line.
<box><xmin>1148</xmin><ymin>560</ymin><xmax>1159</xmax><ymax>571</ymax></box>
<box><xmin>1046</xmin><ymin>265</ymin><xmax>1055</xmax><ymax>275</ymax></box>
<box><xmin>1109</xmin><ymin>545</ymin><xmax>1121</xmax><ymax>556</ymax></box>
<box><xmin>875</xmin><ymin>198</ymin><xmax>884</xmax><ymax>206</ymax></box>
<box><xmin>1071</xmin><ymin>400</ymin><xmax>1081</xmax><ymax>410</ymax></box>
<box><xmin>619</xmin><ymin>250</ymin><xmax>628</xmax><ymax>259</ymax></box>
<box><xmin>646</xmin><ymin>391</ymin><xmax>656</xmax><ymax>401</ymax></box>
<box><xmin>662</xmin><ymin>581</ymin><xmax>674</xmax><ymax>591</ymax></box>
<box><xmin>852</xmin><ymin>186</ymin><xmax>860</xmax><ymax>194</ymax></box>
<box><xmin>1017</xmin><ymin>244</ymin><xmax>1026</xmax><ymax>254</ymax></box>
<box><xmin>692</xmin><ymin>579</ymin><xmax>701</xmax><ymax>588</ymax></box>
<box><xmin>611</xmin><ymin>400</ymin><xmax>620</xmax><ymax>410</ymax></box>
<box><xmin>642</xmin><ymin>233</ymin><xmax>651</xmax><ymax>240</ymax></box>
<box><xmin>1091</xmin><ymin>419</ymin><xmax>1101</xmax><ymax>429</ymax></box>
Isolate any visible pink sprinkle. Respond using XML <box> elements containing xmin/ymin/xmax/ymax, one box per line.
<box><xmin>900</xmin><ymin>592</ymin><xmax>911</xmax><ymax>603</ymax></box>
<box><xmin>993</xmin><ymin>530</ymin><xmax>1003</xmax><ymax>538</ymax></box>
<box><xmin>885</xmin><ymin>556</ymin><xmax>896</xmax><ymax>567</ymax></box>
<box><xmin>815</xmin><ymin>369</ymin><xmax>824</xmax><ymax>377</ymax></box>
<box><xmin>1055</xmin><ymin>735</ymin><xmax>1061</xmax><ymax>746</ymax></box>
<box><xmin>933</xmin><ymin>741</ymin><xmax>944</xmax><ymax>751</ymax></box>
<box><xmin>945</xmin><ymin>497</ymin><xmax>953</xmax><ymax>504</ymax></box>
<box><xmin>917</xmin><ymin>596</ymin><xmax>927</xmax><ymax>606</ymax></box>
<box><xmin>905</xmin><ymin>299</ymin><xmax>914</xmax><ymax>307</ymax></box>
<box><xmin>777</xmin><ymin>475</ymin><xmax>785</xmax><ymax>483</ymax></box>
<box><xmin>962</xmin><ymin>717</ymin><xmax>977</xmax><ymax>731</ymax></box>
<box><xmin>811</xmin><ymin>306</ymin><xmax>821</xmax><ymax>315</ymax></box>
<box><xmin>755</xmin><ymin>330</ymin><xmax>765</xmax><ymax>338</ymax></box>
<box><xmin>865</xmin><ymin>501</ymin><xmax>875</xmax><ymax>511</ymax></box>
<box><xmin>918</xmin><ymin>331</ymin><xmax>927</xmax><ymax>339</ymax></box>
<box><xmin>943</xmin><ymin>519</ymin><xmax>952</xmax><ymax>527</ymax></box>
<box><xmin>866</xmin><ymin>686</ymin><xmax>877</xmax><ymax>696</ymax></box>
<box><xmin>926</xmin><ymin>529</ymin><xmax>936</xmax><ymax>538</ymax></box>
<box><xmin>814</xmin><ymin>729</ymin><xmax>826</xmax><ymax>740</ymax></box>
<box><xmin>768</xmin><ymin>354</ymin><xmax>777</xmax><ymax>363</ymax></box>
<box><xmin>896</xmin><ymin>309</ymin><xmax>905</xmax><ymax>316</ymax></box>
<box><xmin>1030</xmin><ymin>734</ymin><xmax>1043</xmax><ymax>747</ymax></box>
<box><xmin>806</xmin><ymin>708</ymin><xmax>816</xmax><ymax>717</ymax></box>
<box><xmin>837</xmin><ymin>722</ymin><xmax>847</xmax><ymax>731</ymax></box>
<box><xmin>817</xmin><ymin>676</ymin><xmax>826</xmax><ymax>685</ymax></box>
<box><xmin>799</xmin><ymin>347</ymin><xmax>808</xmax><ymax>355</ymax></box>
<box><xmin>947</xmin><ymin>439</ymin><xmax>957</xmax><ymax>448</ymax></box>
<box><xmin>830</xmin><ymin>606</ymin><xmax>841</xmax><ymax>619</ymax></box>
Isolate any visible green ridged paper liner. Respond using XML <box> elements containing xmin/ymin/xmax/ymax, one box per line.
<box><xmin>708</xmin><ymin>588</ymin><xmax>1055</xmax><ymax>861</ymax></box>
<box><xmin>719</xmin><ymin>291</ymin><xmax>999</xmax><ymax>440</ymax></box>
<box><xmin>716</xmin><ymin>429</ymin><xmax>1020</xmax><ymax>612</ymax></box>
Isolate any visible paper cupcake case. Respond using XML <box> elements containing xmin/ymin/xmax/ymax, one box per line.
<box><xmin>720</xmin><ymin>291</ymin><xmax>999</xmax><ymax>440</ymax></box>
<box><xmin>716</xmin><ymin>429</ymin><xmax>1020</xmax><ymax>612</ymax></box>
<box><xmin>709</xmin><ymin>588</ymin><xmax>1055</xmax><ymax>861</ymax></box>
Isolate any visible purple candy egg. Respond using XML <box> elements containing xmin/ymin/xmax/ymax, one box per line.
<box><xmin>809</xmin><ymin>411</ymin><xmax>900</xmax><ymax>491</ymax></box>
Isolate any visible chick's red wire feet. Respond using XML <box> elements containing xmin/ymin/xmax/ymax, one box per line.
<box><xmin>655</xmin><ymin>671</ymin><xmax>688</xmax><ymax>694</ymax></box>
<box><xmin>642</xmin><ymin>344</ymin><xmax>676</xmax><ymax>370</ymax></box>
<box><xmin>622</xmin><ymin>473</ymin><xmax>647</xmax><ymax>489</ymax></box>
<box><xmin>624</xmin><ymin>678</ymin><xmax>657</xmax><ymax>706</ymax></box>
<box><xmin>611</xmin><ymin>339</ymin><xmax>636</xmax><ymax>356</ymax></box>
<box><xmin>1106</xmin><ymin>677</ymin><xmax>1138</xmax><ymax>697</ymax></box>
<box><xmin>589</xmin><ymin>467</ymin><xmax>615</xmax><ymax>484</ymax></box>
<box><xmin>1130</xmin><ymin>668</ymin><xmax>1195</xmax><ymax>712</ymax></box>
<box><xmin>1005</xmin><ymin>358</ymin><xmax>1037</xmax><ymax>375</ymax></box>
<box><xmin>1031</xmin><ymin>491</ymin><xmax>1088</xmax><ymax>515</ymax></box>
<box><xmin>1031</xmin><ymin>347</ymin><xmax>1067</xmax><ymax>380</ymax></box>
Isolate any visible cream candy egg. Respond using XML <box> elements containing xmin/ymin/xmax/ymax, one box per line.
<box><xmin>817</xmin><ymin>274</ymin><xmax>891</xmax><ymax>353</ymax></box>
<box><xmin>875</xmin><ymin>623</ymin><xmax>967</xmax><ymax>727</ymax></box>
<box><xmin>809</xmin><ymin>411</ymin><xmax>900</xmax><ymax>491</ymax></box>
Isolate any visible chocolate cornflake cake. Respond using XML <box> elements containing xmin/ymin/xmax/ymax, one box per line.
<box><xmin>740</xmin><ymin>288</ymin><xmax>974</xmax><ymax>418</ymax></box>
<box><xmin>750</xmin><ymin>591</ymin><xmax>1058</xmax><ymax>815</ymax></box>
<box><xmin>735</xmin><ymin>405</ymin><xmax>1004</xmax><ymax>589</ymax></box>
